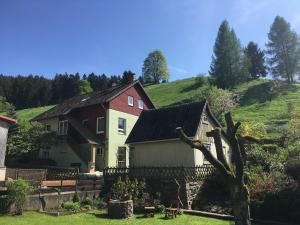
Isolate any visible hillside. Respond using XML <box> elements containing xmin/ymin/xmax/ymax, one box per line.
<box><xmin>16</xmin><ymin>77</ymin><xmax>300</xmax><ymax>138</ymax></box>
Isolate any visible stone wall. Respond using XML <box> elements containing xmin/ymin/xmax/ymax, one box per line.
<box><xmin>108</xmin><ymin>200</ymin><xmax>133</xmax><ymax>219</ymax></box>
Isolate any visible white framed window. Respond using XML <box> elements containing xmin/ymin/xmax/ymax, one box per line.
<box><xmin>117</xmin><ymin>147</ymin><xmax>126</xmax><ymax>167</ymax></box>
<box><xmin>203</xmin><ymin>143</ymin><xmax>211</xmax><ymax>164</ymax></box>
<box><xmin>96</xmin><ymin>147</ymin><xmax>104</xmax><ymax>156</ymax></box>
<box><xmin>138</xmin><ymin>100</ymin><xmax>144</xmax><ymax>109</ymax></box>
<box><xmin>96</xmin><ymin>117</ymin><xmax>105</xmax><ymax>134</ymax></box>
<box><xmin>118</xmin><ymin>118</ymin><xmax>126</xmax><ymax>134</ymax></box>
<box><xmin>128</xmin><ymin>96</ymin><xmax>134</xmax><ymax>106</ymax></box>
<box><xmin>58</xmin><ymin>120</ymin><xmax>68</xmax><ymax>135</ymax></box>
<box><xmin>82</xmin><ymin>119</ymin><xmax>88</xmax><ymax>128</ymax></box>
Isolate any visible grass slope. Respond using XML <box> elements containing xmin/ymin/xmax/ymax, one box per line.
<box><xmin>16</xmin><ymin>77</ymin><xmax>300</xmax><ymax>138</ymax></box>
<box><xmin>0</xmin><ymin>211</ymin><xmax>258</xmax><ymax>225</ymax></box>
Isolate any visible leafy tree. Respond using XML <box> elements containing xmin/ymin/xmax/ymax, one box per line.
<box><xmin>177</xmin><ymin>113</ymin><xmax>257</xmax><ymax>225</ymax></box>
<box><xmin>0</xmin><ymin>96</ymin><xmax>13</xmax><ymax>114</ymax></box>
<box><xmin>142</xmin><ymin>50</ymin><xmax>169</xmax><ymax>84</ymax></box>
<box><xmin>6</xmin><ymin>122</ymin><xmax>56</xmax><ymax>163</ymax></box>
<box><xmin>210</xmin><ymin>20</ymin><xmax>248</xmax><ymax>89</ymax></box>
<box><xmin>77</xmin><ymin>80</ymin><xmax>92</xmax><ymax>94</ymax></box>
<box><xmin>198</xmin><ymin>86</ymin><xmax>238</xmax><ymax>122</ymax></box>
<box><xmin>266</xmin><ymin>16</ymin><xmax>300</xmax><ymax>83</ymax></box>
<box><xmin>245</xmin><ymin>42</ymin><xmax>267</xmax><ymax>79</ymax></box>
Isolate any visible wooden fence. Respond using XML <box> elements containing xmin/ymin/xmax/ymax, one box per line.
<box><xmin>5</xmin><ymin>167</ymin><xmax>79</xmax><ymax>181</ymax></box>
<box><xmin>103</xmin><ymin>165</ymin><xmax>215</xmax><ymax>181</ymax></box>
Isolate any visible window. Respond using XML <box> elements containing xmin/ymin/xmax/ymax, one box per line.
<box><xmin>202</xmin><ymin>114</ymin><xmax>208</xmax><ymax>124</ymax></box>
<box><xmin>82</xmin><ymin>119</ymin><xmax>88</xmax><ymax>128</ymax></box>
<box><xmin>42</xmin><ymin>150</ymin><xmax>50</xmax><ymax>159</ymax></box>
<box><xmin>46</xmin><ymin>124</ymin><xmax>51</xmax><ymax>131</ymax></box>
<box><xmin>117</xmin><ymin>147</ymin><xmax>126</xmax><ymax>167</ymax></box>
<box><xmin>203</xmin><ymin>143</ymin><xmax>211</xmax><ymax>164</ymax></box>
<box><xmin>128</xmin><ymin>96</ymin><xmax>134</xmax><ymax>106</ymax></box>
<box><xmin>58</xmin><ymin>120</ymin><xmax>68</xmax><ymax>135</ymax></box>
<box><xmin>97</xmin><ymin>147</ymin><xmax>104</xmax><ymax>156</ymax></box>
<box><xmin>118</xmin><ymin>118</ymin><xmax>126</xmax><ymax>134</ymax></box>
<box><xmin>138</xmin><ymin>100</ymin><xmax>144</xmax><ymax>109</ymax></box>
<box><xmin>96</xmin><ymin>117</ymin><xmax>105</xmax><ymax>134</ymax></box>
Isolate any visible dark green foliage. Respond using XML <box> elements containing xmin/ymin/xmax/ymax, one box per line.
<box><xmin>244</xmin><ymin>42</ymin><xmax>267</xmax><ymax>79</ymax></box>
<box><xmin>6</xmin><ymin>122</ymin><xmax>56</xmax><ymax>163</ymax></box>
<box><xmin>72</xmin><ymin>192</ymin><xmax>80</xmax><ymax>203</ymax></box>
<box><xmin>155</xmin><ymin>204</ymin><xmax>166</xmax><ymax>213</ymax></box>
<box><xmin>63</xmin><ymin>201</ymin><xmax>81</xmax><ymax>213</ymax></box>
<box><xmin>6</xmin><ymin>180</ymin><xmax>33</xmax><ymax>215</ymax></box>
<box><xmin>250</xmin><ymin>187</ymin><xmax>300</xmax><ymax>223</ymax></box>
<box><xmin>266</xmin><ymin>16</ymin><xmax>300</xmax><ymax>83</ymax></box>
<box><xmin>285</xmin><ymin>159</ymin><xmax>300</xmax><ymax>184</ymax></box>
<box><xmin>110</xmin><ymin>176</ymin><xmax>145</xmax><ymax>201</ymax></box>
<box><xmin>142</xmin><ymin>50</ymin><xmax>169</xmax><ymax>84</ymax></box>
<box><xmin>209</xmin><ymin>20</ymin><xmax>248</xmax><ymax>89</ymax></box>
<box><xmin>121</xmin><ymin>70</ymin><xmax>135</xmax><ymax>84</ymax></box>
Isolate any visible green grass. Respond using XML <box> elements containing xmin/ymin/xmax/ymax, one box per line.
<box><xmin>16</xmin><ymin>105</ymin><xmax>54</xmax><ymax>123</ymax></box>
<box><xmin>0</xmin><ymin>211</ymin><xmax>256</xmax><ymax>225</ymax></box>
<box><xmin>16</xmin><ymin>77</ymin><xmax>300</xmax><ymax>138</ymax></box>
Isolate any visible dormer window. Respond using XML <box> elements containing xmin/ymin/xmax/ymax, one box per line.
<box><xmin>138</xmin><ymin>100</ymin><xmax>144</xmax><ymax>109</ymax></box>
<box><xmin>128</xmin><ymin>96</ymin><xmax>134</xmax><ymax>106</ymax></box>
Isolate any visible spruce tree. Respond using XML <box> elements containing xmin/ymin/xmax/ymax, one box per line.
<box><xmin>266</xmin><ymin>16</ymin><xmax>300</xmax><ymax>83</ymax></box>
<box><xmin>245</xmin><ymin>41</ymin><xmax>267</xmax><ymax>79</ymax></box>
<box><xmin>209</xmin><ymin>20</ymin><xmax>246</xmax><ymax>89</ymax></box>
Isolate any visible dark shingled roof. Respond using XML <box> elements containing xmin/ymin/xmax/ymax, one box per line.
<box><xmin>33</xmin><ymin>81</ymin><xmax>153</xmax><ymax>121</ymax></box>
<box><xmin>126</xmin><ymin>101</ymin><xmax>207</xmax><ymax>144</ymax></box>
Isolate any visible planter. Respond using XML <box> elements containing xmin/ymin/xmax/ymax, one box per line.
<box><xmin>108</xmin><ymin>200</ymin><xmax>133</xmax><ymax>219</ymax></box>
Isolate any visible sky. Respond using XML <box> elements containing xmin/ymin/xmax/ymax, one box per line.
<box><xmin>1</xmin><ymin>0</ymin><xmax>300</xmax><ymax>81</ymax></box>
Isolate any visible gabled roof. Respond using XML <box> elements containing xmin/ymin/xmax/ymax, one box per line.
<box><xmin>33</xmin><ymin>80</ymin><xmax>154</xmax><ymax>121</ymax></box>
<box><xmin>0</xmin><ymin>115</ymin><xmax>17</xmax><ymax>124</ymax></box>
<box><xmin>126</xmin><ymin>101</ymin><xmax>208</xmax><ymax>144</ymax></box>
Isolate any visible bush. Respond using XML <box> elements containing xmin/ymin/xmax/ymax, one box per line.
<box><xmin>6</xmin><ymin>180</ymin><xmax>33</xmax><ymax>215</ymax></box>
<box><xmin>72</xmin><ymin>192</ymin><xmax>80</xmax><ymax>203</ymax></box>
<box><xmin>156</xmin><ymin>204</ymin><xmax>165</xmax><ymax>213</ymax></box>
<box><xmin>110</xmin><ymin>176</ymin><xmax>145</xmax><ymax>201</ymax></box>
<box><xmin>63</xmin><ymin>201</ymin><xmax>81</xmax><ymax>212</ymax></box>
<box><xmin>285</xmin><ymin>159</ymin><xmax>300</xmax><ymax>185</ymax></box>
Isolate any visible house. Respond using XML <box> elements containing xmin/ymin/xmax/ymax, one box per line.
<box><xmin>0</xmin><ymin>115</ymin><xmax>17</xmax><ymax>181</ymax></box>
<box><xmin>33</xmin><ymin>81</ymin><xmax>155</xmax><ymax>173</ymax></box>
<box><xmin>126</xmin><ymin>100</ymin><xmax>231</xmax><ymax>167</ymax></box>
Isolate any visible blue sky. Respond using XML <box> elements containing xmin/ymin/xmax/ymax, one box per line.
<box><xmin>1</xmin><ymin>0</ymin><xmax>300</xmax><ymax>81</ymax></box>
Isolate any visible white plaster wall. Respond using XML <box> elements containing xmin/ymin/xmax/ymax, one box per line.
<box><xmin>0</xmin><ymin>120</ymin><xmax>9</xmax><ymax>168</ymax></box>
<box><xmin>130</xmin><ymin>140</ymin><xmax>195</xmax><ymax>167</ymax></box>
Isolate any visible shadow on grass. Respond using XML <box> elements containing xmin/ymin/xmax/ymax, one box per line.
<box><xmin>88</xmin><ymin>212</ymin><xmax>109</xmax><ymax>219</ymax></box>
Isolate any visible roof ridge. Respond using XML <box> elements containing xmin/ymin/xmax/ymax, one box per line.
<box><xmin>144</xmin><ymin>100</ymin><xmax>207</xmax><ymax>112</ymax></box>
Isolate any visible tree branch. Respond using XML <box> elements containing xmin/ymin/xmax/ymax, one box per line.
<box><xmin>176</xmin><ymin>127</ymin><xmax>233</xmax><ymax>180</ymax></box>
<box><xmin>206</xmin><ymin>128</ymin><xmax>231</xmax><ymax>171</ymax></box>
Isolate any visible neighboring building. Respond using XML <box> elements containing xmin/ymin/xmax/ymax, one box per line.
<box><xmin>126</xmin><ymin>100</ymin><xmax>231</xmax><ymax>167</ymax></box>
<box><xmin>0</xmin><ymin>115</ymin><xmax>17</xmax><ymax>181</ymax></box>
<box><xmin>33</xmin><ymin>81</ymin><xmax>155</xmax><ymax>173</ymax></box>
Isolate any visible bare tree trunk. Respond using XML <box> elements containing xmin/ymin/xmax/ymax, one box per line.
<box><xmin>230</xmin><ymin>184</ymin><xmax>251</xmax><ymax>225</ymax></box>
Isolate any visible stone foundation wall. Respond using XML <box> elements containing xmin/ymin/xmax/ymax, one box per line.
<box><xmin>108</xmin><ymin>200</ymin><xmax>133</xmax><ymax>219</ymax></box>
<box><xmin>13</xmin><ymin>190</ymin><xmax>100</xmax><ymax>212</ymax></box>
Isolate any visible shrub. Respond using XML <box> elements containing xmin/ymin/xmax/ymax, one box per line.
<box><xmin>72</xmin><ymin>192</ymin><xmax>80</xmax><ymax>203</ymax></box>
<box><xmin>6</xmin><ymin>180</ymin><xmax>33</xmax><ymax>215</ymax></box>
<box><xmin>63</xmin><ymin>201</ymin><xmax>80</xmax><ymax>212</ymax></box>
<box><xmin>285</xmin><ymin>159</ymin><xmax>300</xmax><ymax>185</ymax></box>
<box><xmin>156</xmin><ymin>204</ymin><xmax>166</xmax><ymax>213</ymax></box>
<box><xmin>110</xmin><ymin>176</ymin><xmax>145</xmax><ymax>201</ymax></box>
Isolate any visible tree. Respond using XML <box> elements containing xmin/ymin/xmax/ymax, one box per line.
<box><xmin>210</xmin><ymin>20</ymin><xmax>247</xmax><ymax>89</ymax></box>
<box><xmin>266</xmin><ymin>16</ymin><xmax>300</xmax><ymax>83</ymax></box>
<box><xmin>177</xmin><ymin>112</ymin><xmax>255</xmax><ymax>225</ymax></box>
<box><xmin>199</xmin><ymin>86</ymin><xmax>238</xmax><ymax>122</ymax></box>
<box><xmin>245</xmin><ymin>42</ymin><xmax>267</xmax><ymax>79</ymax></box>
<box><xmin>121</xmin><ymin>70</ymin><xmax>135</xmax><ymax>84</ymax></box>
<box><xmin>142</xmin><ymin>50</ymin><xmax>169</xmax><ymax>84</ymax></box>
<box><xmin>77</xmin><ymin>80</ymin><xmax>92</xmax><ymax>94</ymax></box>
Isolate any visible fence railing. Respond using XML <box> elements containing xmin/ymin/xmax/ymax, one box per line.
<box><xmin>103</xmin><ymin>165</ymin><xmax>215</xmax><ymax>181</ymax></box>
<box><xmin>5</xmin><ymin>167</ymin><xmax>79</xmax><ymax>181</ymax></box>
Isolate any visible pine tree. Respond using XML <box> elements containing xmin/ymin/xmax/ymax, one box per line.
<box><xmin>209</xmin><ymin>20</ymin><xmax>247</xmax><ymax>89</ymax></box>
<box><xmin>142</xmin><ymin>50</ymin><xmax>169</xmax><ymax>84</ymax></box>
<box><xmin>121</xmin><ymin>70</ymin><xmax>135</xmax><ymax>84</ymax></box>
<box><xmin>266</xmin><ymin>16</ymin><xmax>300</xmax><ymax>83</ymax></box>
<box><xmin>245</xmin><ymin>41</ymin><xmax>267</xmax><ymax>79</ymax></box>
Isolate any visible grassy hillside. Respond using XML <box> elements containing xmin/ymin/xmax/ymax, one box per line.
<box><xmin>16</xmin><ymin>77</ymin><xmax>300</xmax><ymax>138</ymax></box>
<box><xmin>16</xmin><ymin>105</ymin><xmax>54</xmax><ymax>123</ymax></box>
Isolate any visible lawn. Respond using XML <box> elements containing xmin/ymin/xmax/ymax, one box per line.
<box><xmin>16</xmin><ymin>105</ymin><xmax>54</xmax><ymax>123</ymax></box>
<box><xmin>0</xmin><ymin>211</ymin><xmax>241</xmax><ymax>225</ymax></box>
